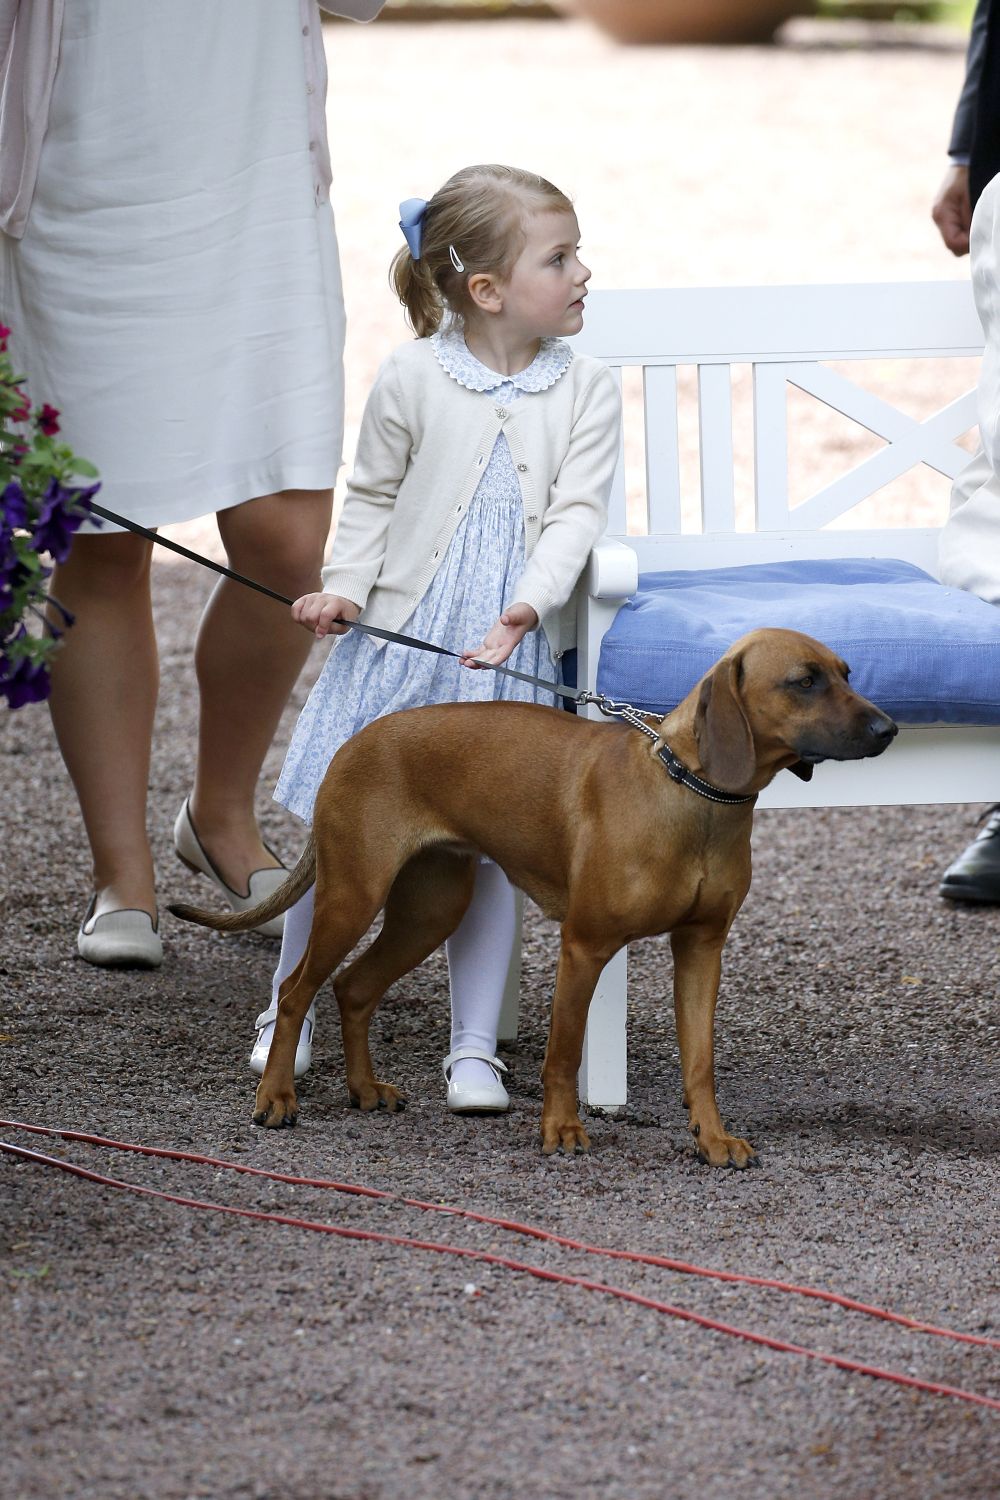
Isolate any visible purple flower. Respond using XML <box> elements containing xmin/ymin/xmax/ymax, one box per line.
<box><xmin>0</xmin><ymin>627</ymin><xmax>50</xmax><ymax>708</ymax></box>
<box><xmin>0</xmin><ymin>555</ymin><xmax>30</xmax><ymax>615</ymax></box>
<box><xmin>0</xmin><ymin>650</ymin><xmax>50</xmax><ymax>708</ymax></box>
<box><xmin>32</xmin><ymin>478</ymin><xmax>92</xmax><ymax>564</ymax></box>
<box><xmin>0</xmin><ymin>498</ymin><xmax>31</xmax><ymax>610</ymax></box>
<box><xmin>2</xmin><ymin>480</ymin><xmax>28</xmax><ymax>531</ymax></box>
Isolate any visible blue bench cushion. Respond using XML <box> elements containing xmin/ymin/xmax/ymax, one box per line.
<box><xmin>595</xmin><ymin>557</ymin><xmax>1000</xmax><ymax>725</ymax></box>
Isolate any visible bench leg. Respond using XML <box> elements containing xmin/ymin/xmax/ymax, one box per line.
<box><xmin>577</xmin><ymin>947</ymin><xmax>628</xmax><ymax>1111</ymax></box>
<box><xmin>497</xmin><ymin>888</ymin><xmax>524</xmax><ymax>1043</ymax></box>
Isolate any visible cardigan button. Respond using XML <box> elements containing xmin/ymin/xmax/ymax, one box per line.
<box><xmin>496</xmin><ymin>406</ymin><xmax>508</xmax><ymax>419</ymax></box>
<box><xmin>517</xmin><ymin>462</ymin><xmax>528</xmax><ymax>472</ymax></box>
<box><xmin>527</xmin><ymin>514</ymin><xmax>538</xmax><ymax>522</ymax></box>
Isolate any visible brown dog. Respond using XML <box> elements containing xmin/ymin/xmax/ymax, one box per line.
<box><xmin>171</xmin><ymin>627</ymin><xmax>896</xmax><ymax>1167</ymax></box>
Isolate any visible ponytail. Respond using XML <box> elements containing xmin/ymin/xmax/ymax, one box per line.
<box><xmin>389</xmin><ymin>246</ymin><xmax>445</xmax><ymax>338</ymax></box>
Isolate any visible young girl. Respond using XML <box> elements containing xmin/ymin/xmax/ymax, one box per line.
<box><xmin>251</xmin><ymin>163</ymin><xmax>621</xmax><ymax>1111</ymax></box>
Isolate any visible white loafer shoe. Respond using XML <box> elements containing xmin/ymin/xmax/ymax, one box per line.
<box><xmin>249</xmin><ymin>1001</ymin><xmax>316</xmax><ymax>1079</ymax></box>
<box><xmin>77</xmin><ymin>901</ymin><xmax>163</xmax><ymax>969</ymax></box>
<box><xmin>443</xmin><ymin>1047</ymin><xmax>510</xmax><ymax>1114</ymax></box>
<box><xmin>173</xmin><ymin>798</ymin><xmax>287</xmax><ymax>939</ymax></box>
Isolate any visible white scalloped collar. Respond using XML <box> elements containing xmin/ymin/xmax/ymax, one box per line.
<box><xmin>431</xmin><ymin>329</ymin><xmax>573</xmax><ymax>393</ymax></box>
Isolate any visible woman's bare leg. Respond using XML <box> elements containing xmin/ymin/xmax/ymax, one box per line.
<box><xmin>46</xmin><ymin>531</ymin><xmax>158</xmax><ymax>920</ymax></box>
<box><xmin>188</xmin><ymin>488</ymin><xmax>333</xmax><ymax>890</ymax></box>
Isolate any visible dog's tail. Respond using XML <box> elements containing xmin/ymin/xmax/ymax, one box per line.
<box><xmin>168</xmin><ymin>835</ymin><xmax>317</xmax><ymax>933</ymax></box>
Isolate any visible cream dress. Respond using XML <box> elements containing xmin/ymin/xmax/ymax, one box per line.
<box><xmin>0</xmin><ymin>0</ymin><xmax>345</xmax><ymax>528</ymax></box>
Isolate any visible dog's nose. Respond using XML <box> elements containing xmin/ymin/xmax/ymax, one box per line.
<box><xmin>868</xmin><ymin>714</ymin><xmax>897</xmax><ymax>746</ymax></box>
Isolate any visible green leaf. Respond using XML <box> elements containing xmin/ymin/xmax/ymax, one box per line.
<box><xmin>8</xmin><ymin>1263</ymin><xmax>52</xmax><ymax>1281</ymax></box>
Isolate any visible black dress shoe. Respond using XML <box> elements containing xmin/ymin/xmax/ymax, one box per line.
<box><xmin>939</xmin><ymin>805</ymin><xmax>1000</xmax><ymax>904</ymax></box>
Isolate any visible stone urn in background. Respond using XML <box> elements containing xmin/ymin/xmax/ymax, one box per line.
<box><xmin>555</xmin><ymin>0</ymin><xmax>812</xmax><ymax>44</ymax></box>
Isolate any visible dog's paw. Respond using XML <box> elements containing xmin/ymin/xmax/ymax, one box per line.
<box><xmin>540</xmin><ymin>1114</ymin><xmax>591</xmax><ymax>1156</ymax></box>
<box><xmin>253</xmin><ymin>1082</ymin><xmax>299</xmax><ymax>1129</ymax></box>
<box><xmin>348</xmin><ymin>1080</ymin><xmax>407</xmax><ymax>1113</ymax></box>
<box><xmin>692</xmin><ymin>1125</ymin><xmax>758</xmax><ymax>1169</ymax></box>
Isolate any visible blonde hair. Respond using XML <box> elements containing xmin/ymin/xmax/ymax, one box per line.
<box><xmin>390</xmin><ymin>164</ymin><xmax>574</xmax><ymax>338</ymax></box>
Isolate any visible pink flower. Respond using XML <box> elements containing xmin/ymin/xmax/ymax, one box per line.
<box><xmin>0</xmin><ymin>323</ymin><xmax>10</xmax><ymax>352</ymax></box>
<box><xmin>37</xmin><ymin>403</ymin><xmax>60</xmax><ymax>436</ymax></box>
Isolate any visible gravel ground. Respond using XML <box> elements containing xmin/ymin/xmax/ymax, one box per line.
<box><xmin>3</xmin><ymin>15</ymin><xmax>1000</xmax><ymax>1500</ymax></box>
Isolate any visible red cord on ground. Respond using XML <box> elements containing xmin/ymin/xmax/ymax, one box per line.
<box><xmin>2</xmin><ymin>1118</ymin><xmax>998</xmax><ymax>1354</ymax></box>
<box><xmin>2</xmin><ymin>1131</ymin><xmax>999</xmax><ymax>1414</ymax></box>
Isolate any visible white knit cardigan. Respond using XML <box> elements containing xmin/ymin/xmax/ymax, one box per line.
<box><xmin>321</xmin><ymin>336</ymin><xmax>622</xmax><ymax>659</ymax></box>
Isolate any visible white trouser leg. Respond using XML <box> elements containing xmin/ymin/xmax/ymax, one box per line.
<box><xmin>445</xmin><ymin>860</ymin><xmax>516</xmax><ymax>1087</ymax></box>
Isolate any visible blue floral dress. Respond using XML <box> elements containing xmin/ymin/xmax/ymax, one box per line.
<box><xmin>274</xmin><ymin>331</ymin><xmax>572</xmax><ymax>823</ymax></box>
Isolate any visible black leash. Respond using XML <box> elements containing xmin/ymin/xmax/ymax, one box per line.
<box><xmin>87</xmin><ymin>500</ymin><xmax>585</xmax><ymax>705</ymax></box>
<box><xmin>85</xmin><ymin>500</ymin><xmax>754</xmax><ymax>805</ymax></box>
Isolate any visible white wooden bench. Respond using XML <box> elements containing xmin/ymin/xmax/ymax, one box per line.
<box><xmin>500</xmin><ymin>280</ymin><xmax>996</xmax><ymax>1112</ymax></box>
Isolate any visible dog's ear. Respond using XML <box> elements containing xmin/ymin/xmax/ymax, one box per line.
<box><xmin>786</xmin><ymin>760</ymin><xmax>814</xmax><ymax>782</ymax></box>
<box><xmin>694</xmin><ymin>653</ymin><xmax>756</xmax><ymax>793</ymax></box>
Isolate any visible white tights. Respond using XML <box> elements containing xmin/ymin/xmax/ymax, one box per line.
<box><xmin>444</xmin><ymin>860</ymin><xmax>517</xmax><ymax>1085</ymax></box>
<box><xmin>269</xmin><ymin>859</ymin><xmax>516</xmax><ymax>1086</ymax></box>
<box><xmin>269</xmin><ymin>879</ymin><xmax>317</xmax><ymax>1005</ymax></box>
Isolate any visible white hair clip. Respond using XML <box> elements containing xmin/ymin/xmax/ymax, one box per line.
<box><xmin>448</xmin><ymin>244</ymin><xmax>465</xmax><ymax>273</ymax></box>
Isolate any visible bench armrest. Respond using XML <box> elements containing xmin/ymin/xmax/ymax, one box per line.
<box><xmin>586</xmin><ymin>537</ymin><xmax>639</xmax><ymax>599</ymax></box>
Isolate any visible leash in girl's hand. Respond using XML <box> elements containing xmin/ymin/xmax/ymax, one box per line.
<box><xmin>86</xmin><ymin>499</ymin><xmax>586</xmax><ymax>705</ymax></box>
<box><xmin>85</xmin><ymin>501</ymin><xmax>749</xmax><ymax>802</ymax></box>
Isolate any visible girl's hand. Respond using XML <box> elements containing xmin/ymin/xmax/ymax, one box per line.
<box><xmin>291</xmin><ymin>592</ymin><xmax>362</xmax><ymax>639</ymax></box>
<box><xmin>461</xmin><ymin>601</ymin><xmax>539</xmax><ymax>668</ymax></box>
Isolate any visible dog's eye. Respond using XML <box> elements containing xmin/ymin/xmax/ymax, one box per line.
<box><xmin>795</xmin><ymin>675</ymin><xmax>814</xmax><ymax>690</ymax></box>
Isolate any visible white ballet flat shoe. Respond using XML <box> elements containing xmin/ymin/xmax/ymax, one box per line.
<box><xmin>249</xmin><ymin>1001</ymin><xmax>316</xmax><ymax>1079</ymax></box>
<box><xmin>443</xmin><ymin>1047</ymin><xmax>510</xmax><ymax>1114</ymax></box>
<box><xmin>173</xmin><ymin>798</ymin><xmax>287</xmax><ymax>939</ymax></box>
<box><xmin>77</xmin><ymin>901</ymin><xmax>163</xmax><ymax>969</ymax></box>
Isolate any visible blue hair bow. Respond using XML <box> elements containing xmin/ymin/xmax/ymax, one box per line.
<box><xmin>398</xmin><ymin>197</ymin><xmax>428</xmax><ymax>260</ymax></box>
